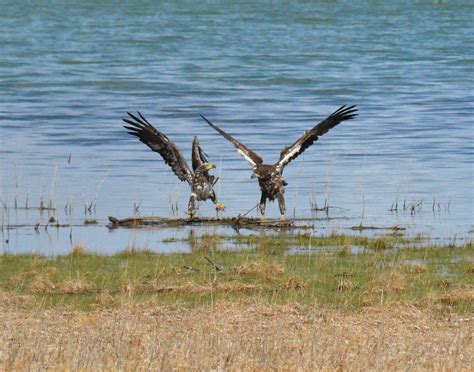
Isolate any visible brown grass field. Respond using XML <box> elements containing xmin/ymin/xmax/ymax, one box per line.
<box><xmin>1</xmin><ymin>297</ymin><xmax>473</xmax><ymax>370</ymax></box>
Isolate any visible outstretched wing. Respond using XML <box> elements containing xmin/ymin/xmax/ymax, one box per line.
<box><xmin>275</xmin><ymin>105</ymin><xmax>358</xmax><ymax>172</ymax></box>
<box><xmin>191</xmin><ymin>136</ymin><xmax>209</xmax><ymax>171</ymax></box>
<box><xmin>123</xmin><ymin>112</ymin><xmax>193</xmax><ymax>184</ymax></box>
<box><xmin>200</xmin><ymin>114</ymin><xmax>263</xmax><ymax>167</ymax></box>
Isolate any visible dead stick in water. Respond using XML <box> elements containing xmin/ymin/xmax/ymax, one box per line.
<box><xmin>235</xmin><ymin>204</ymin><xmax>259</xmax><ymax>224</ymax></box>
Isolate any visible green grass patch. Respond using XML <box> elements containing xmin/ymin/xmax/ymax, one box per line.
<box><xmin>0</xmin><ymin>234</ymin><xmax>472</xmax><ymax>313</ymax></box>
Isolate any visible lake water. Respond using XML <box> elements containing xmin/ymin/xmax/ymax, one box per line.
<box><xmin>1</xmin><ymin>1</ymin><xmax>473</xmax><ymax>255</ymax></box>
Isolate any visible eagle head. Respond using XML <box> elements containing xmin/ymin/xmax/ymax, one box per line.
<box><xmin>196</xmin><ymin>162</ymin><xmax>216</xmax><ymax>174</ymax></box>
<box><xmin>251</xmin><ymin>165</ymin><xmax>272</xmax><ymax>179</ymax></box>
<box><xmin>203</xmin><ymin>163</ymin><xmax>216</xmax><ymax>171</ymax></box>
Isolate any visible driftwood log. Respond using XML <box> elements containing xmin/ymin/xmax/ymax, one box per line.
<box><xmin>351</xmin><ymin>225</ymin><xmax>406</xmax><ymax>232</ymax></box>
<box><xmin>107</xmin><ymin>215</ymin><xmax>316</xmax><ymax>230</ymax></box>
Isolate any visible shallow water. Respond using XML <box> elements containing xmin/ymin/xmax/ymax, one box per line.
<box><xmin>1</xmin><ymin>2</ymin><xmax>473</xmax><ymax>254</ymax></box>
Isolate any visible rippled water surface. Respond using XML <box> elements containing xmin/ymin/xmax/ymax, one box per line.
<box><xmin>1</xmin><ymin>1</ymin><xmax>473</xmax><ymax>254</ymax></box>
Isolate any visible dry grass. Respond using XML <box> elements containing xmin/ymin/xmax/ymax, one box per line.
<box><xmin>188</xmin><ymin>233</ymin><xmax>224</xmax><ymax>252</ymax></box>
<box><xmin>0</xmin><ymin>299</ymin><xmax>472</xmax><ymax>370</ymax></box>
<box><xmin>93</xmin><ymin>291</ymin><xmax>116</xmax><ymax>307</ymax></box>
<box><xmin>406</xmin><ymin>264</ymin><xmax>428</xmax><ymax>274</ymax></box>
<box><xmin>58</xmin><ymin>278</ymin><xmax>91</xmax><ymax>294</ymax></box>
<box><xmin>152</xmin><ymin>282</ymin><xmax>263</xmax><ymax>294</ymax></box>
<box><xmin>27</xmin><ymin>277</ymin><xmax>57</xmax><ymax>294</ymax></box>
<box><xmin>437</xmin><ymin>277</ymin><xmax>454</xmax><ymax>288</ymax></box>
<box><xmin>236</xmin><ymin>262</ymin><xmax>285</xmax><ymax>280</ymax></box>
<box><xmin>0</xmin><ymin>289</ymin><xmax>35</xmax><ymax>310</ymax></box>
<box><xmin>438</xmin><ymin>289</ymin><xmax>474</xmax><ymax>306</ymax></box>
<box><xmin>26</xmin><ymin>274</ymin><xmax>91</xmax><ymax>295</ymax></box>
<box><xmin>371</xmin><ymin>270</ymin><xmax>406</xmax><ymax>294</ymax></box>
<box><xmin>121</xmin><ymin>280</ymin><xmax>264</xmax><ymax>296</ymax></box>
<box><xmin>283</xmin><ymin>275</ymin><xmax>308</xmax><ymax>290</ymax></box>
<box><xmin>337</xmin><ymin>279</ymin><xmax>355</xmax><ymax>292</ymax></box>
<box><xmin>70</xmin><ymin>244</ymin><xmax>87</xmax><ymax>257</ymax></box>
<box><xmin>369</xmin><ymin>235</ymin><xmax>393</xmax><ymax>250</ymax></box>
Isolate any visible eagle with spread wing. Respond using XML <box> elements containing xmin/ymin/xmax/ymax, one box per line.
<box><xmin>123</xmin><ymin>112</ymin><xmax>225</xmax><ymax>217</ymax></box>
<box><xmin>200</xmin><ymin>105</ymin><xmax>357</xmax><ymax>218</ymax></box>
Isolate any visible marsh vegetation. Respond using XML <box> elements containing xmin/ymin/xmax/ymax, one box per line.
<box><xmin>1</xmin><ymin>233</ymin><xmax>471</xmax><ymax>313</ymax></box>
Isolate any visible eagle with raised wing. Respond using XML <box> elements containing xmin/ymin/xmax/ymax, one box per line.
<box><xmin>123</xmin><ymin>112</ymin><xmax>225</xmax><ymax>217</ymax></box>
<box><xmin>200</xmin><ymin>105</ymin><xmax>357</xmax><ymax>218</ymax></box>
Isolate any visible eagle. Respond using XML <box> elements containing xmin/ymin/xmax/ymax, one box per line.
<box><xmin>200</xmin><ymin>105</ymin><xmax>357</xmax><ymax>218</ymax></box>
<box><xmin>123</xmin><ymin>112</ymin><xmax>225</xmax><ymax>217</ymax></box>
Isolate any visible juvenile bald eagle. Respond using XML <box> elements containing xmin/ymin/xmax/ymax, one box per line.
<box><xmin>123</xmin><ymin>112</ymin><xmax>225</xmax><ymax>216</ymax></box>
<box><xmin>200</xmin><ymin>105</ymin><xmax>357</xmax><ymax>218</ymax></box>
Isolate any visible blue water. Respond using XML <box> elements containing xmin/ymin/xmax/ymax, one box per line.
<box><xmin>1</xmin><ymin>1</ymin><xmax>473</xmax><ymax>254</ymax></box>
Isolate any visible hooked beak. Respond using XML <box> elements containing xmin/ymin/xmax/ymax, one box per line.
<box><xmin>251</xmin><ymin>172</ymin><xmax>258</xmax><ymax>179</ymax></box>
<box><xmin>205</xmin><ymin>163</ymin><xmax>216</xmax><ymax>171</ymax></box>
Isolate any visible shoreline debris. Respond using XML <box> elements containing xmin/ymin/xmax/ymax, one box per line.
<box><xmin>107</xmin><ymin>215</ymin><xmax>320</xmax><ymax>230</ymax></box>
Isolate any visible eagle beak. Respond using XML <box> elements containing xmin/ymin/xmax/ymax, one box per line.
<box><xmin>251</xmin><ymin>172</ymin><xmax>258</xmax><ymax>179</ymax></box>
<box><xmin>205</xmin><ymin>163</ymin><xmax>216</xmax><ymax>171</ymax></box>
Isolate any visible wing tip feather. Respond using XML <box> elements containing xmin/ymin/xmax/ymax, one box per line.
<box><xmin>332</xmin><ymin>105</ymin><xmax>358</xmax><ymax>121</ymax></box>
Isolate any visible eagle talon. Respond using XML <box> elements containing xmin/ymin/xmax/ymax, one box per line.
<box><xmin>185</xmin><ymin>211</ymin><xmax>195</xmax><ymax>219</ymax></box>
<box><xmin>215</xmin><ymin>203</ymin><xmax>226</xmax><ymax>211</ymax></box>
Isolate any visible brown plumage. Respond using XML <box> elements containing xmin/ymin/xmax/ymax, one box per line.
<box><xmin>123</xmin><ymin>112</ymin><xmax>224</xmax><ymax>216</ymax></box>
<box><xmin>201</xmin><ymin>105</ymin><xmax>358</xmax><ymax>217</ymax></box>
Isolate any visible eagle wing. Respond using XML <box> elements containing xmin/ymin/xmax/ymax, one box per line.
<box><xmin>123</xmin><ymin>112</ymin><xmax>193</xmax><ymax>184</ymax></box>
<box><xmin>191</xmin><ymin>136</ymin><xmax>209</xmax><ymax>171</ymax></box>
<box><xmin>200</xmin><ymin>114</ymin><xmax>263</xmax><ymax>167</ymax></box>
<box><xmin>275</xmin><ymin>105</ymin><xmax>358</xmax><ymax>172</ymax></box>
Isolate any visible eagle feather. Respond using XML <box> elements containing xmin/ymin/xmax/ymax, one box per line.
<box><xmin>200</xmin><ymin>114</ymin><xmax>263</xmax><ymax>167</ymax></box>
<box><xmin>123</xmin><ymin>112</ymin><xmax>193</xmax><ymax>184</ymax></box>
<box><xmin>275</xmin><ymin>105</ymin><xmax>358</xmax><ymax>172</ymax></box>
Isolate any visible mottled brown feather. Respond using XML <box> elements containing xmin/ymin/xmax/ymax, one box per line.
<box><xmin>200</xmin><ymin>114</ymin><xmax>263</xmax><ymax>167</ymax></box>
<box><xmin>123</xmin><ymin>112</ymin><xmax>193</xmax><ymax>184</ymax></box>
<box><xmin>275</xmin><ymin>105</ymin><xmax>357</xmax><ymax>172</ymax></box>
<box><xmin>191</xmin><ymin>136</ymin><xmax>210</xmax><ymax>171</ymax></box>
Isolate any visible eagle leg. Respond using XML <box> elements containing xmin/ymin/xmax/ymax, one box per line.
<box><xmin>187</xmin><ymin>194</ymin><xmax>197</xmax><ymax>218</ymax></box>
<box><xmin>259</xmin><ymin>193</ymin><xmax>267</xmax><ymax>217</ymax></box>
<box><xmin>278</xmin><ymin>192</ymin><xmax>286</xmax><ymax>218</ymax></box>
<box><xmin>210</xmin><ymin>191</ymin><xmax>225</xmax><ymax>211</ymax></box>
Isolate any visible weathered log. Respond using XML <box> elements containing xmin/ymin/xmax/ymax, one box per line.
<box><xmin>107</xmin><ymin>215</ymin><xmax>311</xmax><ymax>230</ymax></box>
